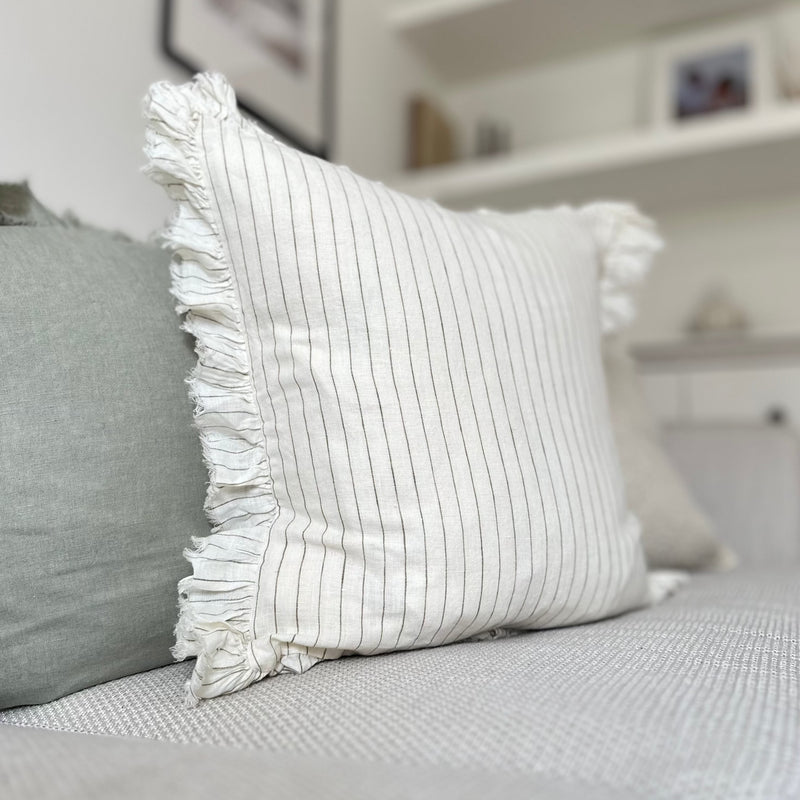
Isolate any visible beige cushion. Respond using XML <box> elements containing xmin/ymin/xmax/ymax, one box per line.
<box><xmin>604</xmin><ymin>336</ymin><xmax>735</xmax><ymax>571</ymax></box>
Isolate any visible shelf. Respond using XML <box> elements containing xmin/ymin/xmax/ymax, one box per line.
<box><xmin>633</xmin><ymin>334</ymin><xmax>800</xmax><ymax>371</ymax></box>
<box><xmin>388</xmin><ymin>0</ymin><xmax>771</xmax><ymax>82</ymax></box>
<box><xmin>390</xmin><ymin>106</ymin><xmax>800</xmax><ymax>213</ymax></box>
<box><xmin>389</xmin><ymin>0</ymin><xmax>504</xmax><ymax>30</ymax></box>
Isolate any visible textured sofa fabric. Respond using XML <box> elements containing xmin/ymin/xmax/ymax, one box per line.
<box><xmin>3</xmin><ymin>568</ymin><xmax>798</xmax><ymax>800</ymax></box>
<box><xmin>0</xmin><ymin>727</ymin><xmax>635</xmax><ymax>800</ymax></box>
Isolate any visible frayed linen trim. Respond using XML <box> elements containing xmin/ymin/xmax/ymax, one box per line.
<box><xmin>646</xmin><ymin>569</ymin><xmax>689</xmax><ymax>605</ymax></box>
<box><xmin>579</xmin><ymin>202</ymin><xmax>663</xmax><ymax>334</ymax></box>
<box><xmin>143</xmin><ymin>73</ymin><xmax>276</xmax><ymax>705</ymax></box>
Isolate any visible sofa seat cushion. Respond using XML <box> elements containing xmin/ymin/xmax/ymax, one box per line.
<box><xmin>0</xmin><ymin>725</ymin><xmax>637</xmax><ymax>800</ymax></box>
<box><xmin>2</xmin><ymin>568</ymin><xmax>798</xmax><ymax>799</ymax></box>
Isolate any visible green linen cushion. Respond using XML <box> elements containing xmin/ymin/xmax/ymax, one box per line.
<box><xmin>0</xmin><ymin>190</ymin><xmax>209</xmax><ymax>708</ymax></box>
<box><xmin>0</xmin><ymin>181</ymin><xmax>63</xmax><ymax>226</ymax></box>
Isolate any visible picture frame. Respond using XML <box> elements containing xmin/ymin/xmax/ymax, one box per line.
<box><xmin>162</xmin><ymin>0</ymin><xmax>335</xmax><ymax>158</ymax></box>
<box><xmin>649</xmin><ymin>18</ymin><xmax>775</xmax><ymax>129</ymax></box>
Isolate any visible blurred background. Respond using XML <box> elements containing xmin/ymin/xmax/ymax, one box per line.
<box><xmin>3</xmin><ymin>0</ymin><xmax>800</xmax><ymax>563</ymax></box>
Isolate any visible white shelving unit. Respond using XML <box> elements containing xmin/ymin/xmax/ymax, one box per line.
<box><xmin>389</xmin><ymin>0</ymin><xmax>504</xmax><ymax>29</ymax></box>
<box><xmin>632</xmin><ymin>335</ymin><xmax>800</xmax><ymax>426</ymax></box>
<box><xmin>633</xmin><ymin>334</ymin><xmax>800</xmax><ymax>371</ymax></box>
<box><xmin>392</xmin><ymin>105</ymin><xmax>800</xmax><ymax>211</ymax></box>
<box><xmin>387</xmin><ymin>0</ymin><xmax>800</xmax><ymax>429</ymax></box>
<box><xmin>388</xmin><ymin>0</ymin><xmax>771</xmax><ymax>81</ymax></box>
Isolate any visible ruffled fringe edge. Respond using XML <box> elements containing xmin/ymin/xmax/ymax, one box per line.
<box><xmin>143</xmin><ymin>73</ymin><xmax>275</xmax><ymax>705</ymax></box>
<box><xmin>579</xmin><ymin>202</ymin><xmax>663</xmax><ymax>334</ymax></box>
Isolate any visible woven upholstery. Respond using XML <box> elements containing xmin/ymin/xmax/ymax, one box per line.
<box><xmin>0</xmin><ymin>727</ymin><xmax>633</xmax><ymax>800</ymax></box>
<box><xmin>2</xmin><ymin>569</ymin><xmax>798</xmax><ymax>799</ymax></box>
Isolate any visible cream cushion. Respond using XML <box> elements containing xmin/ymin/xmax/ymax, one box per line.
<box><xmin>144</xmin><ymin>73</ymin><xmax>681</xmax><ymax>703</ymax></box>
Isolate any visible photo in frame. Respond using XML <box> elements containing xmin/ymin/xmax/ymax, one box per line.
<box><xmin>649</xmin><ymin>19</ymin><xmax>775</xmax><ymax>129</ymax></box>
<box><xmin>162</xmin><ymin>0</ymin><xmax>335</xmax><ymax>157</ymax></box>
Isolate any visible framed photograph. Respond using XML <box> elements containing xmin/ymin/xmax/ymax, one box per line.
<box><xmin>650</xmin><ymin>19</ymin><xmax>775</xmax><ymax>128</ymax></box>
<box><xmin>162</xmin><ymin>0</ymin><xmax>335</xmax><ymax>158</ymax></box>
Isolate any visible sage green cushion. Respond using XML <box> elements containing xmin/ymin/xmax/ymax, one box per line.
<box><xmin>0</xmin><ymin>181</ymin><xmax>64</xmax><ymax>226</ymax></box>
<box><xmin>0</xmin><ymin>199</ymin><xmax>208</xmax><ymax>709</ymax></box>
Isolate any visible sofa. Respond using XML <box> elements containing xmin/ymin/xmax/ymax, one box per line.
<box><xmin>1</xmin><ymin>74</ymin><xmax>798</xmax><ymax>799</ymax></box>
<box><xmin>2</xmin><ymin>423</ymin><xmax>798</xmax><ymax>800</ymax></box>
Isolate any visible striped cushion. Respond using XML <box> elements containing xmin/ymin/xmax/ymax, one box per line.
<box><xmin>144</xmin><ymin>73</ymin><xmax>672</xmax><ymax>703</ymax></box>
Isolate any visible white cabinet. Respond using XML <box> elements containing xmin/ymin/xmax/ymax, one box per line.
<box><xmin>634</xmin><ymin>337</ymin><xmax>800</xmax><ymax>428</ymax></box>
<box><xmin>392</xmin><ymin>107</ymin><xmax>800</xmax><ymax>214</ymax></box>
<box><xmin>688</xmin><ymin>367</ymin><xmax>800</xmax><ymax>425</ymax></box>
<box><xmin>639</xmin><ymin>372</ymin><xmax>688</xmax><ymax>422</ymax></box>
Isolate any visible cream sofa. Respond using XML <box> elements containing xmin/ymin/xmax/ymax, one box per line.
<box><xmin>2</xmin><ymin>423</ymin><xmax>798</xmax><ymax>800</ymax></box>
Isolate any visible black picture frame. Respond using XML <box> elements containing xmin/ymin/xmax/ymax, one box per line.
<box><xmin>161</xmin><ymin>0</ymin><xmax>335</xmax><ymax>159</ymax></box>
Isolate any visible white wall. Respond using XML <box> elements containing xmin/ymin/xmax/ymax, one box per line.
<box><xmin>335</xmin><ymin>0</ymin><xmax>443</xmax><ymax>178</ymax></box>
<box><xmin>0</xmin><ymin>1</ymin><xmax>185</xmax><ymax>239</ymax></box>
<box><xmin>632</xmin><ymin>192</ymin><xmax>800</xmax><ymax>343</ymax></box>
<box><xmin>0</xmin><ymin>0</ymin><xmax>438</xmax><ymax>239</ymax></box>
<box><xmin>445</xmin><ymin>42</ymin><xmax>646</xmax><ymax>158</ymax></box>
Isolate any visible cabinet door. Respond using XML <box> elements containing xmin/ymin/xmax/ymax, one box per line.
<box><xmin>639</xmin><ymin>373</ymin><xmax>683</xmax><ymax>423</ymax></box>
<box><xmin>688</xmin><ymin>366</ymin><xmax>800</xmax><ymax>427</ymax></box>
<box><xmin>664</xmin><ymin>424</ymin><xmax>800</xmax><ymax>566</ymax></box>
